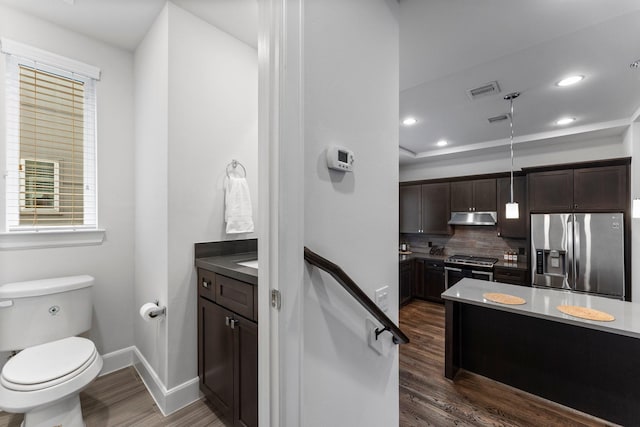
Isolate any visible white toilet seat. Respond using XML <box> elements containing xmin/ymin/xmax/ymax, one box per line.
<box><xmin>0</xmin><ymin>339</ymin><xmax>103</xmax><ymax>414</ymax></box>
<box><xmin>1</xmin><ymin>337</ymin><xmax>97</xmax><ymax>392</ymax></box>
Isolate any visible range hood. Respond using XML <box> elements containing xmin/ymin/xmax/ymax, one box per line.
<box><xmin>448</xmin><ymin>211</ymin><xmax>497</xmax><ymax>226</ymax></box>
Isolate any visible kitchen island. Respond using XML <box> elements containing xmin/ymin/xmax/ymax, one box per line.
<box><xmin>442</xmin><ymin>279</ymin><xmax>640</xmax><ymax>426</ymax></box>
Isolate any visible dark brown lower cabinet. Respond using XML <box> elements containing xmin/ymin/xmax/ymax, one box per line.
<box><xmin>424</xmin><ymin>263</ymin><xmax>445</xmax><ymax>302</ymax></box>
<box><xmin>199</xmin><ymin>298</ymin><xmax>234</xmax><ymax>419</ymax></box>
<box><xmin>198</xmin><ymin>270</ymin><xmax>258</xmax><ymax>427</ymax></box>
<box><xmin>399</xmin><ymin>260</ymin><xmax>414</xmax><ymax>306</ymax></box>
<box><xmin>493</xmin><ymin>266</ymin><xmax>528</xmax><ymax>286</ymax></box>
<box><xmin>413</xmin><ymin>260</ymin><xmax>445</xmax><ymax>303</ymax></box>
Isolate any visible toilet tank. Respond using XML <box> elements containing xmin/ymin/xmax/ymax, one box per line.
<box><xmin>0</xmin><ymin>275</ymin><xmax>94</xmax><ymax>351</ymax></box>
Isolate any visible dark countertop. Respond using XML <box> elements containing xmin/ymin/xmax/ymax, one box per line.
<box><xmin>400</xmin><ymin>252</ymin><xmax>528</xmax><ymax>271</ymax></box>
<box><xmin>399</xmin><ymin>252</ymin><xmax>447</xmax><ymax>263</ymax></box>
<box><xmin>195</xmin><ymin>252</ymin><xmax>258</xmax><ymax>285</ymax></box>
<box><xmin>494</xmin><ymin>260</ymin><xmax>528</xmax><ymax>271</ymax></box>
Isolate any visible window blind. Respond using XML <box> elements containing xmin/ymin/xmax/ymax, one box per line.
<box><xmin>4</xmin><ymin>50</ymin><xmax>97</xmax><ymax>231</ymax></box>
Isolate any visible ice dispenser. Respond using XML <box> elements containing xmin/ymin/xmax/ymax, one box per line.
<box><xmin>535</xmin><ymin>249</ymin><xmax>566</xmax><ymax>276</ymax></box>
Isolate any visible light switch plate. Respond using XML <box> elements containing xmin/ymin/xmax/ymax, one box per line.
<box><xmin>375</xmin><ymin>286</ymin><xmax>390</xmax><ymax>313</ymax></box>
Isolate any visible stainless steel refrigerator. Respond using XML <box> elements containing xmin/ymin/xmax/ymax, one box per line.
<box><xmin>531</xmin><ymin>213</ymin><xmax>625</xmax><ymax>299</ymax></box>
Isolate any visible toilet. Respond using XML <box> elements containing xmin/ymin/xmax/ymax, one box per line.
<box><xmin>0</xmin><ymin>275</ymin><xmax>103</xmax><ymax>427</ymax></box>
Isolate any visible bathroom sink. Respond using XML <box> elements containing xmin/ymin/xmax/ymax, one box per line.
<box><xmin>236</xmin><ymin>259</ymin><xmax>258</xmax><ymax>269</ymax></box>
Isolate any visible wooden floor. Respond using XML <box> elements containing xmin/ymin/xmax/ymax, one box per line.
<box><xmin>399</xmin><ymin>299</ymin><xmax>618</xmax><ymax>427</ymax></box>
<box><xmin>0</xmin><ymin>367</ymin><xmax>225</xmax><ymax>427</ymax></box>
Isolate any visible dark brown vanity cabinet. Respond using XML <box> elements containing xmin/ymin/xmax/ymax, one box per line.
<box><xmin>528</xmin><ymin>164</ymin><xmax>628</xmax><ymax>212</ymax></box>
<box><xmin>400</xmin><ymin>183</ymin><xmax>452</xmax><ymax>235</ymax></box>
<box><xmin>450</xmin><ymin>179</ymin><xmax>496</xmax><ymax>212</ymax></box>
<box><xmin>198</xmin><ymin>269</ymin><xmax>258</xmax><ymax>427</ymax></box>
<box><xmin>496</xmin><ymin>176</ymin><xmax>527</xmax><ymax>239</ymax></box>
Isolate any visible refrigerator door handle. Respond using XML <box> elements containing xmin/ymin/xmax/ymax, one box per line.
<box><xmin>574</xmin><ymin>218</ymin><xmax>580</xmax><ymax>283</ymax></box>
<box><xmin>567</xmin><ymin>215</ymin><xmax>574</xmax><ymax>288</ymax></box>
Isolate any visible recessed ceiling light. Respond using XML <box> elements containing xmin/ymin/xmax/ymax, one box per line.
<box><xmin>402</xmin><ymin>117</ymin><xmax>417</xmax><ymax>126</ymax></box>
<box><xmin>436</xmin><ymin>140</ymin><xmax>448</xmax><ymax>147</ymax></box>
<box><xmin>556</xmin><ymin>117</ymin><xmax>576</xmax><ymax>126</ymax></box>
<box><xmin>556</xmin><ymin>75</ymin><xmax>584</xmax><ymax>87</ymax></box>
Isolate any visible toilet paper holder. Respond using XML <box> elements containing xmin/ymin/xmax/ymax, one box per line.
<box><xmin>149</xmin><ymin>300</ymin><xmax>166</xmax><ymax>318</ymax></box>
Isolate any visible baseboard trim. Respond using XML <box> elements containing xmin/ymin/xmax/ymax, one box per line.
<box><xmin>100</xmin><ymin>346</ymin><xmax>200</xmax><ymax>416</ymax></box>
<box><xmin>132</xmin><ymin>347</ymin><xmax>201</xmax><ymax>416</ymax></box>
<box><xmin>100</xmin><ymin>346</ymin><xmax>135</xmax><ymax>376</ymax></box>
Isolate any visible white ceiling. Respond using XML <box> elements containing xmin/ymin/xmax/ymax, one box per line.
<box><xmin>2</xmin><ymin>0</ymin><xmax>639</xmax><ymax>166</ymax></box>
<box><xmin>399</xmin><ymin>0</ymin><xmax>640</xmax><ymax>164</ymax></box>
<box><xmin>0</xmin><ymin>0</ymin><xmax>258</xmax><ymax>51</ymax></box>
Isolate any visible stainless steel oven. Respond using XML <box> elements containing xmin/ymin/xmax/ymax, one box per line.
<box><xmin>444</xmin><ymin>255</ymin><xmax>497</xmax><ymax>289</ymax></box>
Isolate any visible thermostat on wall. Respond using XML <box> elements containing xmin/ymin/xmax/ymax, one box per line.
<box><xmin>326</xmin><ymin>145</ymin><xmax>354</xmax><ymax>172</ymax></box>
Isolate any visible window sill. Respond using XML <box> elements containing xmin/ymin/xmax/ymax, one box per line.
<box><xmin>0</xmin><ymin>229</ymin><xmax>106</xmax><ymax>250</ymax></box>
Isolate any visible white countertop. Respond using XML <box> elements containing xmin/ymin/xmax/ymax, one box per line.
<box><xmin>442</xmin><ymin>278</ymin><xmax>640</xmax><ymax>339</ymax></box>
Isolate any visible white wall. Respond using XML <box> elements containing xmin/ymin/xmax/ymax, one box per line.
<box><xmin>134</xmin><ymin>1</ymin><xmax>258</xmax><ymax>391</ymax></box>
<box><xmin>0</xmin><ymin>5</ymin><xmax>135</xmax><ymax>361</ymax></box>
<box><xmin>134</xmin><ymin>3</ymin><xmax>170</xmax><ymax>385</ymax></box>
<box><xmin>302</xmin><ymin>1</ymin><xmax>399</xmax><ymax>425</ymax></box>
<box><xmin>626</xmin><ymin>123</ymin><xmax>640</xmax><ymax>300</ymax></box>
<box><xmin>166</xmin><ymin>2</ymin><xmax>258</xmax><ymax>388</ymax></box>
<box><xmin>400</xmin><ymin>134</ymin><xmax>627</xmax><ymax>182</ymax></box>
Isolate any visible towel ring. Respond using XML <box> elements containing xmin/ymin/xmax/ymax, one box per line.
<box><xmin>226</xmin><ymin>159</ymin><xmax>247</xmax><ymax>178</ymax></box>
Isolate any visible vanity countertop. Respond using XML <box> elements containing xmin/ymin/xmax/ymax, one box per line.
<box><xmin>195</xmin><ymin>252</ymin><xmax>258</xmax><ymax>285</ymax></box>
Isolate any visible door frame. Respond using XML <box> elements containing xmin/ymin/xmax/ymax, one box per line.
<box><xmin>257</xmin><ymin>0</ymin><xmax>304</xmax><ymax>425</ymax></box>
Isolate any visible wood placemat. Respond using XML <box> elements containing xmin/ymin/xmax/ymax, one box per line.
<box><xmin>557</xmin><ymin>305</ymin><xmax>615</xmax><ymax>322</ymax></box>
<box><xmin>483</xmin><ymin>292</ymin><xmax>526</xmax><ymax>305</ymax></box>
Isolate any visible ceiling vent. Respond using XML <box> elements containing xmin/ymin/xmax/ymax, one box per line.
<box><xmin>488</xmin><ymin>113</ymin><xmax>510</xmax><ymax>124</ymax></box>
<box><xmin>466</xmin><ymin>81</ymin><xmax>501</xmax><ymax>100</ymax></box>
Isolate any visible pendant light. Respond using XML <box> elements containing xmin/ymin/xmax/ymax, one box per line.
<box><xmin>504</xmin><ymin>92</ymin><xmax>520</xmax><ymax>219</ymax></box>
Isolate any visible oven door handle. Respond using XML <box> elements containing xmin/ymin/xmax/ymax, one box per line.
<box><xmin>444</xmin><ymin>266</ymin><xmax>462</xmax><ymax>272</ymax></box>
<box><xmin>472</xmin><ymin>270</ymin><xmax>494</xmax><ymax>281</ymax></box>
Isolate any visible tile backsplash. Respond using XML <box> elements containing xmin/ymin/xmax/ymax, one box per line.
<box><xmin>401</xmin><ymin>226</ymin><xmax>527</xmax><ymax>261</ymax></box>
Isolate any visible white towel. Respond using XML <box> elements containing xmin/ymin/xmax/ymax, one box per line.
<box><xmin>225</xmin><ymin>176</ymin><xmax>254</xmax><ymax>234</ymax></box>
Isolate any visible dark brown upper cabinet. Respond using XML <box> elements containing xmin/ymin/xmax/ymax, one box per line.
<box><xmin>529</xmin><ymin>165</ymin><xmax>628</xmax><ymax>213</ymax></box>
<box><xmin>573</xmin><ymin>165</ymin><xmax>627</xmax><ymax>211</ymax></box>
<box><xmin>399</xmin><ymin>185</ymin><xmax>421</xmax><ymax>233</ymax></box>
<box><xmin>400</xmin><ymin>183</ymin><xmax>452</xmax><ymax>235</ymax></box>
<box><xmin>528</xmin><ymin>169</ymin><xmax>574</xmax><ymax>212</ymax></box>
<box><xmin>497</xmin><ymin>176</ymin><xmax>527</xmax><ymax>239</ymax></box>
<box><xmin>450</xmin><ymin>178</ymin><xmax>496</xmax><ymax>212</ymax></box>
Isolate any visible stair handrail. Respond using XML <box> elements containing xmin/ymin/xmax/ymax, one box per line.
<box><xmin>303</xmin><ymin>247</ymin><xmax>410</xmax><ymax>345</ymax></box>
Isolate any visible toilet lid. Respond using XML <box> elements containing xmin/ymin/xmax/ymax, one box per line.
<box><xmin>1</xmin><ymin>337</ymin><xmax>97</xmax><ymax>391</ymax></box>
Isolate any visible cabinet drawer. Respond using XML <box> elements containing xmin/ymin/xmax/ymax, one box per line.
<box><xmin>215</xmin><ymin>274</ymin><xmax>256</xmax><ymax>321</ymax></box>
<box><xmin>198</xmin><ymin>268</ymin><xmax>216</xmax><ymax>301</ymax></box>
<box><xmin>494</xmin><ymin>268</ymin><xmax>527</xmax><ymax>286</ymax></box>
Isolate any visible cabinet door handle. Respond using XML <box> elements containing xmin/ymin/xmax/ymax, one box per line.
<box><xmin>230</xmin><ymin>319</ymin><xmax>239</xmax><ymax>329</ymax></box>
<box><xmin>202</xmin><ymin>278</ymin><xmax>211</xmax><ymax>289</ymax></box>
<box><xmin>225</xmin><ymin>316</ymin><xmax>231</xmax><ymax>326</ymax></box>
